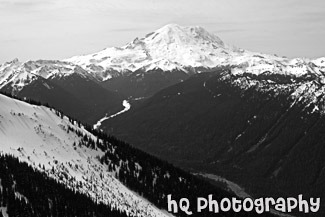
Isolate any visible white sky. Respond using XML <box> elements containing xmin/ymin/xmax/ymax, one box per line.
<box><xmin>0</xmin><ymin>0</ymin><xmax>324</xmax><ymax>63</ymax></box>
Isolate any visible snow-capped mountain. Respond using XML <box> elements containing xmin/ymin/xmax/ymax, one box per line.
<box><xmin>1</xmin><ymin>24</ymin><xmax>324</xmax><ymax>90</ymax></box>
<box><xmin>0</xmin><ymin>59</ymin><xmax>94</xmax><ymax>93</ymax></box>
<box><xmin>1</xmin><ymin>24</ymin><xmax>324</xmax><ymax>98</ymax></box>
<box><xmin>0</xmin><ymin>93</ymin><xmax>170</xmax><ymax>217</ymax></box>
<box><xmin>65</xmin><ymin>23</ymin><xmax>232</xmax><ymax>77</ymax></box>
<box><xmin>65</xmin><ymin>23</ymin><xmax>324</xmax><ymax>81</ymax></box>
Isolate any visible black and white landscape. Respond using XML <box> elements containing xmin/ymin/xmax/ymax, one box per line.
<box><xmin>1</xmin><ymin>1</ymin><xmax>325</xmax><ymax>217</ymax></box>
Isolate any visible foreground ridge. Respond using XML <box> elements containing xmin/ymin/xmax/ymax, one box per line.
<box><xmin>0</xmin><ymin>92</ymin><xmax>274</xmax><ymax>217</ymax></box>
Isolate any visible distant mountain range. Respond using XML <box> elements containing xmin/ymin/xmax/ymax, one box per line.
<box><xmin>1</xmin><ymin>23</ymin><xmax>324</xmax><ymax>100</ymax></box>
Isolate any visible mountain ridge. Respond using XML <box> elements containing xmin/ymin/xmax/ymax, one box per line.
<box><xmin>0</xmin><ymin>93</ymin><xmax>166</xmax><ymax>217</ymax></box>
<box><xmin>1</xmin><ymin>24</ymin><xmax>324</xmax><ymax>98</ymax></box>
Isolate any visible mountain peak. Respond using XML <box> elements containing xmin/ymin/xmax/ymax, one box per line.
<box><xmin>12</xmin><ymin>58</ymin><xmax>20</xmax><ymax>63</ymax></box>
<box><xmin>3</xmin><ymin>58</ymin><xmax>20</xmax><ymax>66</ymax></box>
<box><xmin>146</xmin><ymin>23</ymin><xmax>225</xmax><ymax>47</ymax></box>
<box><xmin>65</xmin><ymin>23</ymin><xmax>232</xmax><ymax>75</ymax></box>
<box><xmin>157</xmin><ymin>23</ymin><xmax>181</xmax><ymax>30</ymax></box>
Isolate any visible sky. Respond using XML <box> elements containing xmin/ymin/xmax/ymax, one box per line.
<box><xmin>0</xmin><ymin>0</ymin><xmax>324</xmax><ymax>63</ymax></box>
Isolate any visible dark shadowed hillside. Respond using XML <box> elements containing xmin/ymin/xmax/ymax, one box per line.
<box><xmin>0</xmin><ymin>154</ymin><xmax>129</xmax><ymax>217</ymax></box>
<box><xmin>101</xmin><ymin>68</ymin><xmax>190</xmax><ymax>98</ymax></box>
<box><xmin>102</xmin><ymin>70</ymin><xmax>325</xmax><ymax>217</ymax></box>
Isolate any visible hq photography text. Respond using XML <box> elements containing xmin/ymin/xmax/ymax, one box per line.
<box><xmin>167</xmin><ymin>194</ymin><xmax>320</xmax><ymax>215</ymax></box>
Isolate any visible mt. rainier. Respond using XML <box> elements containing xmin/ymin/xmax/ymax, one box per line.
<box><xmin>1</xmin><ymin>24</ymin><xmax>325</xmax><ymax>93</ymax></box>
<box><xmin>1</xmin><ymin>24</ymin><xmax>324</xmax><ymax>86</ymax></box>
<box><xmin>65</xmin><ymin>23</ymin><xmax>324</xmax><ymax>80</ymax></box>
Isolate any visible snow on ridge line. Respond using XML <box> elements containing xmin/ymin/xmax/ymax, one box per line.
<box><xmin>0</xmin><ymin>94</ymin><xmax>169</xmax><ymax>217</ymax></box>
<box><xmin>93</xmin><ymin>100</ymin><xmax>131</xmax><ymax>129</ymax></box>
<box><xmin>0</xmin><ymin>207</ymin><xmax>8</xmax><ymax>217</ymax></box>
<box><xmin>0</xmin><ymin>59</ymin><xmax>94</xmax><ymax>93</ymax></box>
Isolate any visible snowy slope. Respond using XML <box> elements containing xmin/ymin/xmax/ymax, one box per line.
<box><xmin>0</xmin><ymin>94</ymin><xmax>171</xmax><ymax>217</ymax></box>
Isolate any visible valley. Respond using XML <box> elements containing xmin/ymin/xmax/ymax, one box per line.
<box><xmin>102</xmin><ymin>70</ymin><xmax>325</xmax><ymax>216</ymax></box>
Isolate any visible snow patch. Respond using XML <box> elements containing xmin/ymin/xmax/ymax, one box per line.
<box><xmin>93</xmin><ymin>100</ymin><xmax>131</xmax><ymax>129</ymax></box>
<box><xmin>0</xmin><ymin>207</ymin><xmax>8</xmax><ymax>217</ymax></box>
